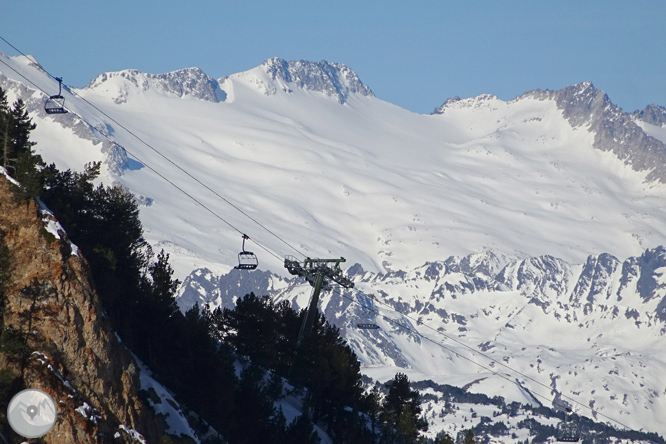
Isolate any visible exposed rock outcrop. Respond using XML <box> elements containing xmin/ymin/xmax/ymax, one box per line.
<box><xmin>260</xmin><ymin>58</ymin><xmax>374</xmax><ymax>104</ymax></box>
<box><xmin>523</xmin><ymin>82</ymin><xmax>666</xmax><ymax>183</ymax></box>
<box><xmin>85</xmin><ymin>67</ymin><xmax>221</xmax><ymax>104</ymax></box>
<box><xmin>0</xmin><ymin>175</ymin><xmax>159</xmax><ymax>443</ymax></box>
<box><xmin>433</xmin><ymin>83</ymin><xmax>666</xmax><ymax>184</ymax></box>
<box><xmin>633</xmin><ymin>104</ymin><xmax>666</xmax><ymax>127</ymax></box>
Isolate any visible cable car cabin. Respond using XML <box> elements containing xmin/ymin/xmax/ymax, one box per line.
<box><xmin>357</xmin><ymin>323</ymin><xmax>380</xmax><ymax>329</ymax></box>
<box><xmin>557</xmin><ymin>421</ymin><xmax>581</xmax><ymax>442</ymax></box>
<box><xmin>45</xmin><ymin>95</ymin><xmax>67</xmax><ymax>114</ymax></box>
<box><xmin>236</xmin><ymin>251</ymin><xmax>258</xmax><ymax>270</ymax></box>
<box><xmin>45</xmin><ymin>77</ymin><xmax>68</xmax><ymax>114</ymax></box>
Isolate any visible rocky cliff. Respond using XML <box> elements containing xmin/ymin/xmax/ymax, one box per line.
<box><xmin>0</xmin><ymin>174</ymin><xmax>159</xmax><ymax>443</ymax></box>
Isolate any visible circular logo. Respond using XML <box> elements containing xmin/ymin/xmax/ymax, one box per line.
<box><xmin>7</xmin><ymin>389</ymin><xmax>58</xmax><ymax>438</ymax></box>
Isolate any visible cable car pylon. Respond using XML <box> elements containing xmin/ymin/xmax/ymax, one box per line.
<box><xmin>284</xmin><ymin>256</ymin><xmax>354</xmax><ymax>349</ymax></box>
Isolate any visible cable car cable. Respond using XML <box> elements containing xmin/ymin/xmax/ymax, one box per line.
<box><xmin>0</xmin><ymin>37</ymin><xmax>641</xmax><ymax>435</ymax></box>
<box><xmin>328</xmin><ymin>286</ymin><xmax>635</xmax><ymax>434</ymax></box>
<box><xmin>0</xmin><ymin>54</ymin><xmax>284</xmax><ymax>265</ymax></box>
<box><xmin>0</xmin><ymin>36</ymin><xmax>306</xmax><ymax>262</ymax></box>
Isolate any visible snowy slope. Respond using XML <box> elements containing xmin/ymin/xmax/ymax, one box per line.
<box><xmin>3</xmin><ymin>51</ymin><xmax>665</xmax><ymax>280</ymax></box>
<box><xmin>2</xmin><ymin>50</ymin><xmax>666</xmax><ymax>438</ymax></box>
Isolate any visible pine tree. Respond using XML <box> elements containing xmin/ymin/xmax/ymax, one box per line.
<box><xmin>463</xmin><ymin>429</ymin><xmax>475</xmax><ymax>444</ymax></box>
<box><xmin>0</xmin><ymin>88</ymin><xmax>12</xmax><ymax>171</ymax></box>
<box><xmin>365</xmin><ymin>386</ymin><xmax>382</xmax><ymax>442</ymax></box>
<box><xmin>396</xmin><ymin>405</ymin><xmax>418</xmax><ymax>441</ymax></box>
<box><xmin>8</xmin><ymin>99</ymin><xmax>43</xmax><ymax>200</ymax></box>
<box><xmin>434</xmin><ymin>432</ymin><xmax>455</xmax><ymax>444</ymax></box>
<box><xmin>381</xmin><ymin>373</ymin><xmax>428</xmax><ymax>441</ymax></box>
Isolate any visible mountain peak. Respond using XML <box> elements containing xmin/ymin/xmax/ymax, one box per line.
<box><xmin>522</xmin><ymin>83</ymin><xmax>666</xmax><ymax>183</ymax></box>
<box><xmin>85</xmin><ymin>67</ymin><xmax>221</xmax><ymax>103</ymax></box>
<box><xmin>258</xmin><ymin>58</ymin><xmax>374</xmax><ymax>104</ymax></box>
<box><xmin>633</xmin><ymin>104</ymin><xmax>666</xmax><ymax>127</ymax></box>
<box><xmin>432</xmin><ymin>93</ymin><xmax>502</xmax><ymax>114</ymax></box>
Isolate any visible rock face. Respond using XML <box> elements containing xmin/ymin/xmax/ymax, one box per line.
<box><xmin>259</xmin><ymin>58</ymin><xmax>374</xmax><ymax>104</ymax></box>
<box><xmin>528</xmin><ymin>83</ymin><xmax>666</xmax><ymax>183</ymax></box>
<box><xmin>633</xmin><ymin>104</ymin><xmax>666</xmax><ymax>127</ymax></box>
<box><xmin>83</xmin><ymin>59</ymin><xmax>374</xmax><ymax>106</ymax></box>
<box><xmin>0</xmin><ymin>175</ymin><xmax>159</xmax><ymax>443</ymax></box>
<box><xmin>85</xmin><ymin>67</ymin><xmax>221</xmax><ymax>104</ymax></box>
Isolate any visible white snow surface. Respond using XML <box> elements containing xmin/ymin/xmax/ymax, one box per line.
<box><xmin>2</xmin><ymin>51</ymin><xmax>666</xmax><ymax>438</ymax></box>
<box><xmin>636</xmin><ymin>120</ymin><xmax>666</xmax><ymax>144</ymax></box>
<box><xmin>2</xmin><ymin>51</ymin><xmax>664</xmax><ymax>280</ymax></box>
<box><xmin>136</xmin><ymin>359</ymin><xmax>203</xmax><ymax>443</ymax></box>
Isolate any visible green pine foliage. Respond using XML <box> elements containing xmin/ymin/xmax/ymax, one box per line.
<box><xmin>209</xmin><ymin>293</ymin><xmax>369</xmax><ymax>442</ymax></box>
<box><xmin>380</xmin><ymin>373</ymin><xmax>428</xmax><ymax>443</ymax></box>
<box><xmin>0</xmin><ymin>89</ymin><xmax>11</xmax><ymax>172</ymax></box>
<box><xmin>434</xmin><ymin>431</ymin><xmax>455</xmax><ymax>444</ymax></box>
<box><xmin>0</xmin><ymin>90</ymin><xmax>44</xmax><ymax>201</ymax></box>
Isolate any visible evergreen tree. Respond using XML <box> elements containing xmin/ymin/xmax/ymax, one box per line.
<box><xmin>212</xmin><ymin>293</ymin><xmax>373</xmax><ymax>443</ymax></box>
<box><xmin>7</xmin><ymin>99</ymin><xmax>42</xmax><ymax>200</ymax></box>
<box><xmin>364</xmin><ymin>386</ymin><xmax>382</xmax><ymax>442</ymax></box>
<box><xmin>434</xmin><ymin>431</ymin><xmax>455</xmax><ymax>444</ymax></box>
<box><xmin>395</xmin><ymin>405</ymin><xmax>418</xmax><ymax>442</ymax></box>
<box><xmin>463</xmin><ymin>429</ymin><xmax>475</xmax><ymax>444</ymax></box>
<box><xmin>216</xmin><ymin>293</ymin><xmax>281</xmax><ymax>368</ymax></box>
<box><xmin>300</xmin><ymin>313</ymin><xmax>363</xmax><ymax>431</ymax></box>
<box><xmin>285</xmin><ymin>413</ymin><xmax>321</xmax><ymax>444</ymax></box>
<box><xmin>0</xmin><ymin>88</ymin><xmax>12</xmax><ymax>171</ymax></box>
<box><xmin>135</xmin><ymin>250</ymin><xmax>181</xmax><ymax>367</ymax></box>
<box><xmin>381</xmin><ymin>373</ymin><xmax>427</xmax><ymax>441</ymax></box>
<box><xmin>231</xmin><ymin>363</ymin><xmax>282</xmax><ymax>444</ymax></box>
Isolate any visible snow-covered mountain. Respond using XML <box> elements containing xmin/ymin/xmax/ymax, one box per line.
<box><xmin>2</xmin><ymin>49</ymin><xmax>666</xmax><ymax>439</ymax></box>
<box><xmin>177</xmin><ymin>247</ymin><xmax>666</xmax><ymax>439</ymax></box>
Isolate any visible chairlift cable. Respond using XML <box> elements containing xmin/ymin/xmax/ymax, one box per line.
<box><xmin>328</xmin><ymin>286</ymin><xmax>635</xmax><ymax>434</ymax></box>
<box><xmin>0</xmin><ymin>38</ymin><xmax>292</xmax><ymax>264</ymax></box>
<box><xmin>0</xmin><ymin>54</ymin><xmax>284</xmax><ymax>265</ymax></box>
<box><xmin>0</xmin><ymin>36</ymin><xmax>305</xmax><ymax>262</ymax></box>
<box><xmin>0</xmin><ymin>37</ymin><xmax>643</xmax><ymax>435</ymax></box>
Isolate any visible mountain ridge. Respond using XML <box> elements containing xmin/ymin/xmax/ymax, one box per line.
<box><xmin>2</xmin><ymin>49</ymin><xmax>666</xmax><ymax>440</ymax></box>
<box><xmin>436</xmin><ymin>81</ymin><xmax>666</xmax><ymax>184</ymax></box>
<box><xmin>82</xmin><ymin>57</ymin><xmax>374</xmax><ymax>105</ymax></box>
<box><xmin>3</xmin><ymin>50</ymin><xmax>666</xmax><ymax>274</ymax></box>
<box><xmin>177</xmin><ymin>246</ymin><xmax>666</xmax><ymax>435</ymax></box>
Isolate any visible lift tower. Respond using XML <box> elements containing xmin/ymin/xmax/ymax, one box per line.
<box><xmin>284</xmin><ymin>256</ymin><xmax>354</xmax><ymax>348</ymax></box>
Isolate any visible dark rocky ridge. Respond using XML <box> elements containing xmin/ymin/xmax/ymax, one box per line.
<box><xmin>84</xmin><ymin>58</ymin><xmax>374</xmax><ymax>106</ymax></box>
<box><xmin>86</xmin><ymin>67</ymin><xmax>220</xmax><ymax>103</ymax></box>
<box><xmin>179</xmin><ymin>246</ymin><xmax>666</xmax><ymax>332</ymax></box>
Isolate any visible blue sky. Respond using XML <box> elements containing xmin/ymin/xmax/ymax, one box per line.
<box><xmin>1</xmin><ymin>1</ymin><xmax>664</xmax><ymax>114</ymax></box>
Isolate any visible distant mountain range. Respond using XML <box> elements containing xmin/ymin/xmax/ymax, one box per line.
<box><xmin>2</xmin><ymin>50</ymin><xmax>666</xmax><ymax>440</ymax></box>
